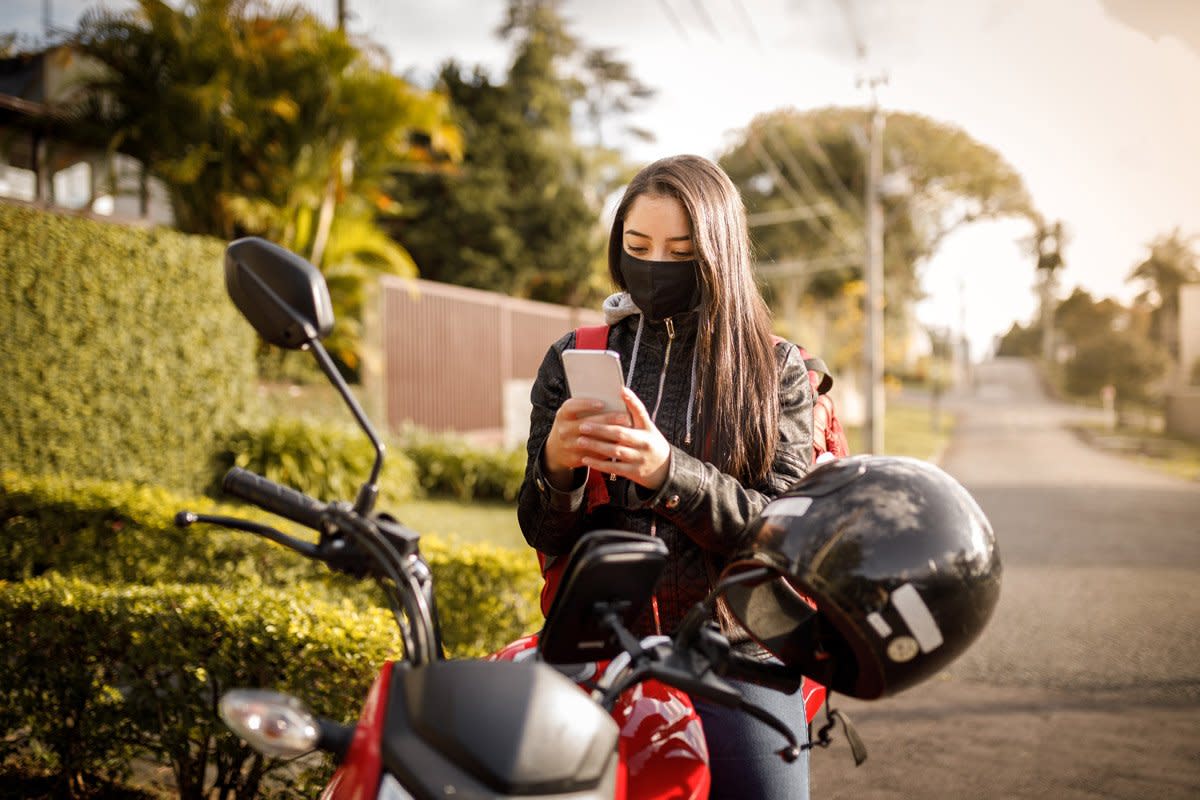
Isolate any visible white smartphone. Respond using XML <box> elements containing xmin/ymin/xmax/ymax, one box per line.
<box><xmin>561</xmin><ymin>349</ymin><xmax>628</xmax><ymax>416</ymax></box>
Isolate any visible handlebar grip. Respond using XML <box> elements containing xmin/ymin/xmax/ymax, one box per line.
<box><xmin>722</xmin><ymin>651</ymin><xmax>804</xmax><ymax>694</ymax></box>
<box><xmin>222</xmin><ymin>467</ymin><xmax>327</xmax><ymax>530</ymax></box>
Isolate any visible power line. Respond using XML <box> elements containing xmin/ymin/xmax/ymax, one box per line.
<box><xmin>729</xmin><ymin>0</ymin><xmax>762</xmax><ymax>47</ymax></box>
<box><xmin>747</xmin><ymin>203</ymin><xmax>839</xmax><ymax>228</ymax></box>
<box><xmin>747</xmin><ymin>133</ymin><xmax>809</xmax><ymax>212</ymax></box>
<box><xmin>691</xmin><ymin>0</ymin><xmax>721</xmax><ymax>39</ymax></box>
<box><xmin>794</xmin><ymin>123</ymin><xmax>864</xmax><ymax>219</ymax></box>
<box><xmin>656</xmin><ymin>0</ymin><xmax>692</xmax><ymax>43</ymax></box>
<box><xmin>754</xmin><ymin>255</ymin><xmax>860</xmax><ymax>279</ymax></box>
<box><xmin>761</xmin><ymin>124</ymin><xmax>860</xmax><ymax>251</ymax></box>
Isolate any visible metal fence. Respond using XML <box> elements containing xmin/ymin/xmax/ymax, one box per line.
<box><xmin>371</xmin><ymin>276</ymin><xmax>604</xmax><ymax>443</ymax></box>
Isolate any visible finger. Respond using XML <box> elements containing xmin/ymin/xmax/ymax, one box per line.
<box><xmin>582</xmin><ymin>455</ymin><xmax>633</xmax><ymax>480</ymax></box>
<box><xmin>579</xmin><ymin>420</ymin><xmax>646</xmax><ymax>449</ymax></box>
<box><xmin>578</xmin><ymin>436</ymin><xmax>635</xmax><ymax>462</ymax></box>
<box><xmin>621</xmin><ymin>387</ymin><xmax>653</xmax><ymax>430</ymax></box>
<box><xmin>560</xmin><ymin>397</ymin><xmax>608</xmax><ymax>420</ymax></box>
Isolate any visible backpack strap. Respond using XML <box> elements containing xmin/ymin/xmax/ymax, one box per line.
<box><xmin>538</xmin><ymin>324</ymin><xmax>612</xmax><ymax>617</ymax></box>
<box><xmin>574</xmin><ymin>324</ymin><xmax>610</xmax><ymax>351</ymax></box>
<box><xmin>795</xmin><ymin>345</ymin><xmax>849</xmax><ymax>458</ymax></box>
<box><xmin>797</xmin><ymin>346</ymin><xmax>834</xmax><ymax>396</ymax></box>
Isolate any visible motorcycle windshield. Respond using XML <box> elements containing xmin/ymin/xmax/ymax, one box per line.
<box><xmin>380</xmin><ymin>660</ymin><xmax>621</xmax><ymax>798</ymax></box>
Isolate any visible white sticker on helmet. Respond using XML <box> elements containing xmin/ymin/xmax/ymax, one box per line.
<box><xmin>762</xmin><ymin>496</ymin><xmax>814</xmax><ymax>518</ymax></box>
<box><xmin>866</xmin><ymin>612</ymin><xmax>893</xmax><ymax>638</ymax></box>
<box><xmin>890</xmin><ymin>583</ymin><xmax>944</xmax><ymax>653</ymax></box>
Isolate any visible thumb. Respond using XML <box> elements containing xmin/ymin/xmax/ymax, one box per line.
<box><xmin>621</xmin><ymin>387</ymin><xmax>652</xmax><ymax>429</ymax></box>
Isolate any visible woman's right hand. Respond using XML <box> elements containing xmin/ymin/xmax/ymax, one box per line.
<box><xmin>542</xmin><ymin>399</ymin><xmax>628</xmax><ymax>490</ymax></box>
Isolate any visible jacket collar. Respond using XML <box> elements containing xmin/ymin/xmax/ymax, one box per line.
<box><xmin>602</xmin><ymin>292</ymin><xmax>702</xmax><ymax>337</ymax></box>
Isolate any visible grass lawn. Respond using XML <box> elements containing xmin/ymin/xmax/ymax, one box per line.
<box><xmin>396</xmin><ymin>399</ymin><xmax>954</xmax><ymax>552</ymax></box>
<box><xmin>845</xmin><ymin>398</ymin><xmax>954</xmax><ymax>462</ymax></box>
<box><xmin>1071</xmin><ymin>421</ymin><xmax>1200</xmax><ymax>483</ymax></box>
<box><xmin>395</xmin><ymin>497</ymin><xmax>527</xmax><ymax>551</ymax></box>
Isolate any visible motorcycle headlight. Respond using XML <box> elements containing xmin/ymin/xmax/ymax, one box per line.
<box><xmin>219</xmin><ymin>689</ymin><xmax>320</xmax><ymax>758</ymax></box>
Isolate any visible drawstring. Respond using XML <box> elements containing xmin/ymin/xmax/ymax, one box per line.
<box><xmin>649</xmin><ymin>317</ymin><xmax>675</xmax><ymax>422</ymax></box>
<box><xmin>649</xmin><ymin>519</ymin><xmax>662</xmax><ymax>635</ymax></box>
<box><xmin>625</xmin><ymin>313</ymin><xmax>698</xmax><ymax>442</ymax></box>
<box><xmin>625</xmin><ymin>316</ymin><xmax>644</xmax><ymax>391</ymax></box>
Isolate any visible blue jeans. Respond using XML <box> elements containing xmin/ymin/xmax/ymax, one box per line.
<box><xmin>694</xmin><ymin>679</ymin><xmax>811</xmax><ymax>800</ymax></box>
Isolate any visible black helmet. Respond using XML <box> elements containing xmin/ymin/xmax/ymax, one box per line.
<box><xmin>721</xmin><ymin>455</ymin><xmax>1001</xmax><ymax>700</ymax></box>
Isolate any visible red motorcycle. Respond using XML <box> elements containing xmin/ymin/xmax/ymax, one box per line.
<box><xmin>181</xmin><ymin>237</ymin><xmax>1001</xmax><ymax>799</ymax></box>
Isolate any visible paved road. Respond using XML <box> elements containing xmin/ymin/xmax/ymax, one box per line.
<box><xmin>809</xmin><ymin>357</ymin><xmax>1200</xmax><ymax>799</ymax></box>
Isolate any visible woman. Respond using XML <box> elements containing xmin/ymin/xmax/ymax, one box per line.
<box><xmin>517</xmin><ymin>154</ymin><xmax>815</xmax><ymax>799</ymax></box>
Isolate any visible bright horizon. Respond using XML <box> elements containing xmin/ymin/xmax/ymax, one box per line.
<box><xmin>7</xmin><ymin>0</ymin><xmax>1199</xmax><ymax>360</ymax></box>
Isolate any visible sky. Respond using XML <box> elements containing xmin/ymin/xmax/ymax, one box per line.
<box><xmin>6</xmin><ymin>0</ymin><xmax>1200</xmax><ymax>360</ymax></box>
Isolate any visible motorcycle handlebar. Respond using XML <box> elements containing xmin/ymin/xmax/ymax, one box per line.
<box><xmin>222</xmin><ymin>467</ymin><xmax>328</xmax><ymax>530</ymax></box>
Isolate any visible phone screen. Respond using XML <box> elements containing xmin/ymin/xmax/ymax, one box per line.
<box><xmin>562</xmin><ymin>349</ymin><xmax>626</xmax><ymax>415</ymax></box>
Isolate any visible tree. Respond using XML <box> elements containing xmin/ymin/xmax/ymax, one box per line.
<box><xmin>1023</xmin><ymin>217</ymin><xmax>1068</xmax><ymax>361</ymax></box>
<box><xmin>388</xmin><ymin>0</ymin><xmax>652</xmax><ymax>307</ymax></box>
<box><xmin>719</xmin><ymin>107</ymin><xmax>1031</xmax><ymax>370</ymax></box>
<box><xmin>1054</xmin><ymin>287</ymin><xmax>1123</xmax><ymax>346</ymax></box>
<box><xmin>576</xmin><ymin>46</ymin><xmax>656</xmax><ymax>210</ymax></box>
<box><xmin>72</xmin><ymin>0</ymin><xmax>461</xmax><ymax>372</ymax></box>
<box><xmin>999</xmin><ymin>286</ymin><xmax>1172</xmax><ymax>411</ymax></box>
<box><xmin>996</xmin><ymin>320</ymin><xmax>1041</xmax><ymax>358</ymax></box>
<box><xmin>1064</xmin><ymin>329</ymin><xmax>1169</xmax><ymax>411</ymax></box>
<box><xmin>1127</xmin><ymin>228</ymin><xmax>1200</xmax><ymax>361</ymax></box>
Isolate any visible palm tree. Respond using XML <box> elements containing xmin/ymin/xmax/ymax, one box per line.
<box><xmin>1023</xmin><ymin>217</ymin><xmax>1068</xmax><ymax>362</ymax></box>
<box><xmin>1128</xmin><ymin>228</ymin><xmax>1200</xmax><ymax>360</ymax></box>
<box><xmin>72</xmin><ymin>0</ymin><xmax>461</xmax><ymax>374</ymax></box>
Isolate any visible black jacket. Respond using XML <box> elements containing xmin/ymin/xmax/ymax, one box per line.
<box><xmin>518</xmin><ymin>304</ymin><xmax>815</xmax><ymax>645</ymax></box>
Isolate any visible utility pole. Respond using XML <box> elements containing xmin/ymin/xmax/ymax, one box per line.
<box><xmin>336</xmin><ymin>0</ymin><xmax>348</xmax><ymax>31</ymax></box>
<box><xmin>860</xmin><ymin>73</ymin><xmax>887</xmax><ymax>454</ymax></box>
<box><xmin>1034</xmin><ymin>220</ymin><xmax>1064</xmax><ymax>364</ymax></box>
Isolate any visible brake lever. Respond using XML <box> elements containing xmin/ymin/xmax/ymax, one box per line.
<box><xmin>176</xmin><ymin>511</ymin><xmax>319</xmax><ymax>557</ymax></box>
<box><xmin>177</xmin><ymin>510</ymin><xmax>377</xmax><ymax>579</ymax></box>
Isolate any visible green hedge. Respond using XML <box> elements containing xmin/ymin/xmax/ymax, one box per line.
<box><xmin>398</xmin><ymin>426</ymin><xmax>525</xmax><ymax>502</ymax></box>
<box><xmin>0</xmin><ymin>469</ymin><xmax>542</xmax><ymax>657</ymax></box>
<box><xmin>215</xmin><ymin>417</ymin><xmax>527</xmax><ymax>506</ymax></box>
<box><xmin>0</xmin><ymin>470</ymin><xmax>543</xmax><ymax>795</ymax></box>
<box><xmin>0</xmin><ymin>203</ymin><xmax>256</xmax><ymax>492</ymax></box>
<box><xmin>215</xmin><ymin>417</ymin><xmax>420</xmax><ymax>508</ymax></box>
<box><xmin>0</xmin><ymin>575</ymin><xmax>398</xmax><ymax>799</ymax></box>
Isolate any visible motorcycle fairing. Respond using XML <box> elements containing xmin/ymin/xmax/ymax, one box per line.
<box><xmin>323</xmin><ymin>663</ymin><xmax>392</xmax><ymax>800</ymax></box>
<box><xmin>381</xmin><ymin>660</ymin><xmax>621</xmax><ymax>798</ymax></box>
<box><xmin>491</xmin><ymin>635</ymin><xmax>710</xmax><ymax>800</ymax></box>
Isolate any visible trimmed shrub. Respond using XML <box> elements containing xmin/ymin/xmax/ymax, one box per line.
<box><xmin>0</xmin><ymin>575</ymin><xmax>398</xmax><ymax>799</ymax></box>
<box><xmin>214</xmin><ymin>417</ymin><xmax>420</xmax><ymax>508</ymax></box>
<box><xmin>0</xmin><ymin>203</ymin><xmax>256</xmax><ymax>492</ymax></box>
<box><xmin>0</xmin><ymin>469</ymin><xmax>328</xmax><ymax>588</ymax></box>
<box><xmin>421</xmin><ymin>536</ymin><xmax>542</xmax><ymax>657</ymax></box>
<box><xmin>399</xmin><ymin>427</ymin><xmax>525</xmax><ymax>502</ymax></box>
<box><xmin>0</xmin><ymin>470</ymin><xmax>541</xmax><ymax>657</ymax></box>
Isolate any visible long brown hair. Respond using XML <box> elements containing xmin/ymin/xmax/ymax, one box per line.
<box><xmin>608</xmin><ymin>154</ymin><xmax>780</xmax><ymax>485</ymax></box>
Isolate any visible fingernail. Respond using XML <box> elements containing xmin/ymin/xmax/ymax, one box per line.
<box><xmin>579</xmin><ymin>423</ymin><xmax>592</xmax><ymax>433</ymax></box>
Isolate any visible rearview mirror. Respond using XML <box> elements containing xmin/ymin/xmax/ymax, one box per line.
<box><xmin>539</xmin><ymin>531</ymin><xmax>668</xmax><ymax>664</ymax></box>
<box><xmin>224</xmin><ymin>237</ymin><xmax>334</xmax><ymax>349</ymax></box>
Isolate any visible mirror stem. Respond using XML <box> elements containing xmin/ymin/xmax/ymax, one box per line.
<box><xmin>308</xmin><ymin>338</ymin><xmax>385</xmax><ymax>514</ymax></box>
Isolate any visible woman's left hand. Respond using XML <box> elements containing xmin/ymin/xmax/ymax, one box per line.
<box><xmin>577</xmin><ymin>387</ymin><xmax>672</xmax><ymax>491</ymax></box>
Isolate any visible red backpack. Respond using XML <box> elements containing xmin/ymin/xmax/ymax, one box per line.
<box><xmin>536</xmin><ymin>325</ymin><xmax>849</xmax><ymax>616</ymax></box>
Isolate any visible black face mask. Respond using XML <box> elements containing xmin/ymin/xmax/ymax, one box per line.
<box><xmin>619</xmin><ymin>251</ymin><xmax>701</xmax><ymax>321</ymax></box>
